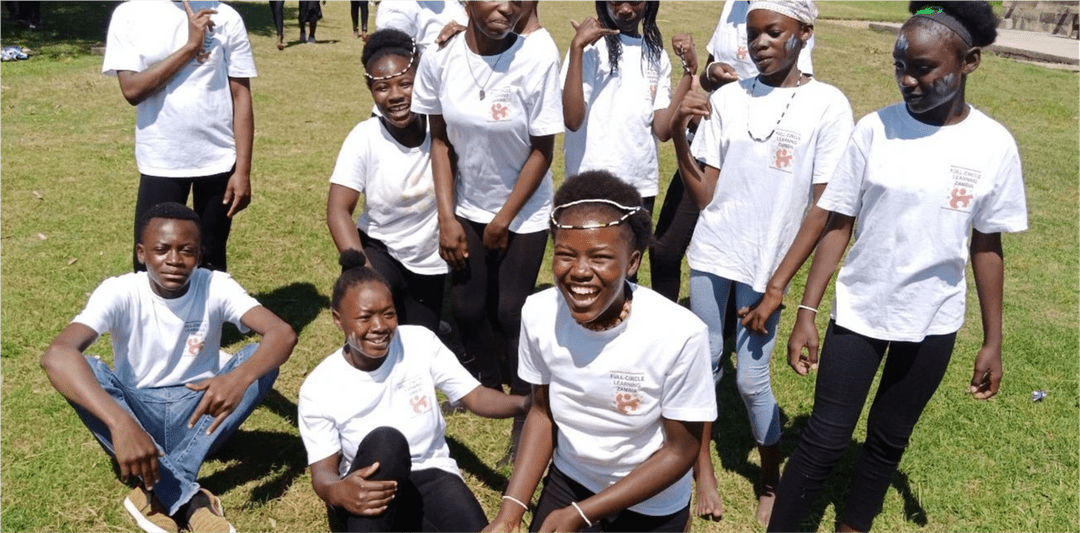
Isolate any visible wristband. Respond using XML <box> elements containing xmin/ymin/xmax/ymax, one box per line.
<box><xmin>502</xmin><ymin>495</ymin><xmax>529</xmax><ymax>511</ymax></box>
<box><xmin>571</xmin><ymin>501</ymin><xmax>594</xmax><ymax>528</ymax></box>
<box><xmin>797</xmin><ymin>304</ymin><xmax>818</xmax><ymax>314</ymax></box>
<box><xmin>705</xmin><ymin>60</ymin><xmax>723</xmax><ymax>84</ymax></box>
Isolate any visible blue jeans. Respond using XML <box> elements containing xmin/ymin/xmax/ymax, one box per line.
<box><xmin>689</xmin><ymin>270</ymin><xmax>781</xmax><ymax>446</ymax></box>
<box><xmin>72</xmin><ymin>344</ymin><xmax>277</xmax><ymax>516</ymax></box>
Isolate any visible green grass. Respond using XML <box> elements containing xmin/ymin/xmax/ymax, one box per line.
<box><xmin>2</xmin><ymin>2</ymin><xmax>1077</xmax><ymax>532</ymax></box>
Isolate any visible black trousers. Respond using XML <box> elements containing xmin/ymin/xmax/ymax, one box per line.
<box><xmin>336</xmin><ymin>426</ymin><xmax>488</xmax><ymax>532</ymax></box>
<box><xmin>768</xmin><ymin>321</ymin><xmax>956</xmax><ymax>532</ymax></box>
<box><xmin>531</xmin><ymin>464</ymin><xmax>689</xmax><ymax>532</ymax></box>
<box><xmin>133</xmin><ymin>169</ymin><xmax>233</xmax><ymax>272</ymax></box>
<box><xmin>350</xmin><ymin>1</ymin><xmax>369</xmax><ymax>32</ymax></box>
<box><xmin>358</xmin><ymin>230</ymin><xmax>445</xmax><ymax>334</ymax></box>
<box><xmin>650</xmin><ymin>171</ymin><xmax>698</xmax><ymax>302</ymax></box>
<box><xmin>269</xmin><ymin>1</ymin><xmax>284</xmax><ymax>37</ymax></box>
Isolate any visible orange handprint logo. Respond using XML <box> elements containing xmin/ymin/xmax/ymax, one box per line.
<box><xmin>615</xmin><ymin>392</ymin><xmax>641</xmax><ymax>414</ymax></box>
<box><xmin>949</xmin><ymin>187</ymin><xmax>973</xmax><ymax>209</ymax></box>
<box><xmin>410</xmin><ymin>395</ymin><xmax>429</xmax><ymax>414</ymax></box>
<box><xmin>491</xmin><ymin>103</ymin><xmax>508</xmax><ymax>121</ymax></box>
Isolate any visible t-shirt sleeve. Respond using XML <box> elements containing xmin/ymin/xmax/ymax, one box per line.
<box><xmin>328</xmin><ymin>124</ymin><xmax>369</xmax><ymax>192</ymax></box>
<box><xmin>652</xmin><ymin>53</ymin><xmax>672</xmax><ymax>112</ymax></box>
<box><xmin>659</xmin><ymin>324</ymin><xmax>718</xmax><ymax>422</ymax></box>
<box><xmin>526</xmin><ymin>48</ymin><xmax>565</xmax><ymax>137</ymax></box>
<box><xmin>428</xmin><ymin>331</ymin><xmax>481</xmax><ymax>403</ymax></box>
<box><xmin>973</xmin><ymin>141</ymin><xmax>1028</xmax><ymax>234</ymax></box>
<box><xmin>209</xmin><ymin>273</ymin><xmax>260</xmax><ymax>334</ymax></box>
<box><xmin>223</xmin><ymin>9</ymin><xmax>258</xmax><ymax>78</ymax></box>
<box><xmin>516</xmin><ymin>309</ymin><xmax>549</xmax><ymax>385</ymax></box>
<box><xmin>298</xmin><ymin>383</ymin><xmax>343</xmax><ymax>465</ymax></box>
<box><xmin>71</xmin><ymin>277</ymin><xmax>125</xmax><ymax>336</ymax></box>
<box><xmin>817</xmin><ymin>120</ymin><xmax>870</xmax><ymax>217</ymax></box>
<box><xmin>811</xmin><ymin>89</ymin><xmax>854</xmax><ymax>185</ymax></box>
<box><xmin>101</xmin><ymin>7</ymin><xmax>144</xmax><ymax>75</ymax></box>
<box><xmin>411</xmin><ymin>50</ymin><xmax>443</xmax><ymax>115</ymax></box>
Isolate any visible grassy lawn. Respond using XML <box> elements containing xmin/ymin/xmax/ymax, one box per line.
<box><xmin>2</xmin><ymin>2</ymin><xmax>1077</xmax><ymax>532</ymax></box>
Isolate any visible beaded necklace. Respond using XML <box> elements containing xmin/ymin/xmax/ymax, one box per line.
<box><xmin>747</xmin><ymin>72</ymin><xmax>804</xmax><ymax>143</ymax></box>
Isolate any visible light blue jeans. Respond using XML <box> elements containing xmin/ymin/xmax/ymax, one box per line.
<box><xmin>689</xmin><ymin>270</ymin><xmax>781</xmax><ymax>446</ymax></box>
<box><xmin>73</xmin><ymin>344</ymin><xmax>277</xmax><ymax>515</ymax></box>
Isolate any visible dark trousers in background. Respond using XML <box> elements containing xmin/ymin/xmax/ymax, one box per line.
<box><xmin>358</xmin><ymin>230</ymin><xmax>445</xmax><ymax>335</ymax></box>
<box><xmin>650</xmin><ymin>171</ymin><xmax>698</xmax><ymax>303</ymax></box>
<box><xmin>768</xmin><ymin>321</ymin><xmax>956</xmax><ymax>532</ymax></box>
<box><xmin>350</xmin><ymin>1</ymin><xmax>369</xmax><ymax>32</ymax></box>
<box><xmin>269</xmin><ymin>1</ymin><xmax>284</xmax><ymax>38</ymax></box>
<box><xmin>133</xmin><ymin>169</ymin><xmax>234</xmax><ymax>272</ymax></box>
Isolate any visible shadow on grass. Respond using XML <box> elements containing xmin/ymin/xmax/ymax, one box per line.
<box><xmin>446</xmin><ymin>434</ymin><xmax>510</xmax><ymax>493</ymax></box>
<box><xmin>203</xmin><ymin>424</ymin><xmax>307</xmax><ymax>506</ymax></box>
<box><xmin>222</xmin><ymin>281</ymin><xmax>329</xmax><ymax>347</ymax></box>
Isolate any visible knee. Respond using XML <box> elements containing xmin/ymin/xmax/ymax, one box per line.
<box><xmin>355</xmin><ymin>427</ymin><xmax>411</xmax><ymax>482</ymax></box>
<box><xmin>735</xmin><ymin>366</ymin><xmax>773</xmax><ymax>402</ymax></box>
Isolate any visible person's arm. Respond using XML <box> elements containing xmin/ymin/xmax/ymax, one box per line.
<box><xmin>326</xmin><ymin>184</ymin><xmax>366</xmax><ymax>258</ymax></box>
<box><xmin>969</xmin><ymin>229</ymin><xmax>1004</xmax><ymax>400</ymax></box>
<box><xmin>482</xmin><ymin>134</ymin><xmax>554</xmax><ymax>252</ymax></box>
<box><xmin>457</xmin><ymin>386</ymin><xmax>531</xmax><ymax>418</ymax></box>
<box><xmin>653</xmin><ymin>34</ymin><xmax>697</xmax><ymax>142</ymax></box>
<box><xmin>310</xmin><ymin>452</ymin><xmax>398</xmax><ymax>516</ymax></box>
<box><xmin>429</xmin><ymin>114</ymin><xmax>469</xmax><ymax>270</ymax></box>
<box><xmin>563</xmin><ymin>18</ymin><xmax>617</xmax><ymax>131</ymax></box>
<box><xmin>537</xmin><ymin>418</ymin><xmax>703</xmax><ymax>533</ymax></box>
<box><xmin>669</xmin><ymin>91</ymin><xmax>718</xmax><ymax>210</ymax></box>
<box><xmin>224</xmin><ymin>76</ymin><xmax>253</xmax><ymax>218</ymax></box>
<box><xmin>185</xmin><ymin>306</ymin><xmax>296</xmax><ymax>433</ymax></box>
<box><xmin>483</xmin><ymin>385</ymin><xmax>556</xmax><ymax>533</ymax></box>
<box><xmin>786</xmin><ymin>212</ymin><xmax>854</xmax><ymax>375</ymax></box>
<box><xmin>115</xmin><ymin>0</ymin><xmax>215</xmax><ymax>106</ymax></box>
<box><xmin>41</xmin><ymin>323</ymin><xmax>165</xmax><ymax>488</ymax></box>
<box><xmin>739</xmin><ymin>184</ymin><xmax>831</xmax><ymax>334</ymax></box>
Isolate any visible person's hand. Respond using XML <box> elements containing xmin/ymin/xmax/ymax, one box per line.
<box><xmin>706</xmin><ymin>61</ymin><xmax>738</xmax><ymax>88</ymax></box>
<box><xmin>674</xmin><ymin>89</ymin><xmax>711</xmax><ymax>128</ymax></box>
<box><xmin>186</xmin><ymin>370</ymin><xmax>251</xmax><ymax>434</ymax></box>
<box><xmin>482</xmin><ymin>512</ymin><xmax>521</xmax><ymax>533</ymax></box>
<box><xmin>537</xmin><ymin>505</ymin><xmax>586</xmax><ymax>533</ymax></box>
<box><xmin>970</xmin><ymin>344</ymin><xmax>1002</xmax><ymax>400</ymax></box>
<box><xmin>787</xmin><ymin>311</ymin><xmax>819</xmax><ymax>376</ymax></box>
<box><xmin>330</xmin><ymin>463</ymin><xmax>398</xmax><ymax>517</ymax></box>
<box><xmin>482</xmin><ymin>216</ymin><xmax>510</xmax><ymax>253</ymax></box>
<box><xmin>223</xmin><ymin>171</ymin><xmax>251</xmax><ymax>218</ymax></box>
<box><xmin>738</xmin><ymin>288</ymin><xmax>783</xmax><ymax>336</ymax></box>
<box><xmin>111</xmin><ymin>415</ymin><xmax>164</xmax><ymax>489</ymax></box>
<box><xmin>671</xmin><ymin>34</ymin><xmax>698</xmax><ymax>74</ymax></box>
<box><xmin>435</xmin><ymin>21</ymin><xmax>466</xmax><ymax>48</ymax></box>
<box><xmin>439</xmin><ymin>218</ymin><xmax>469</xmax><ymax>270</ymax></box>
<box><xmin>569</xmin><ymin>18</ymin><xmax>618</xmax><ymax>50</ymax></box>
<box><xmin>181</xmin><ymin>0</ymin><xmax>216</xmax><ymax>63</ymax></box>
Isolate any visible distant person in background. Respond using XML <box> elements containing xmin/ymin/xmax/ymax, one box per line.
<box><xmin>4</xmin><ymin>1</ymin><xmax>40</xmax><ymax>29</ymax></box>
<box><xmin>269</xmin><ymin>1</ymin><xmax>285</xmax><ymax>50</ymax></box>
<box><xmin>298</xmin><ymin>0</ymin><xmax>321</xmax><ymax>44</ymax></box>
<box><xmin>103</xmin><ymin>0</ymin><xmax>256</xmax><ymax>273</ymax></box>
<box><xmin>375</xmin><ymin>0</ymin><xmax>467</xmax><ymax>50</ymax></box>
<box><xmin>351</xmin><ymin>1</ymin><xmax>370</xmax><ymax>41</ymax></box>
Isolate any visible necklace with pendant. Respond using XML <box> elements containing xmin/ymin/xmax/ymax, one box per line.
<box><xmin>747</xmin><ymin>72</ymin><xmax>804</xmax><ymax>143</ymax></box>
<box><xmin>464</xmin><ymin>37</ymin><xmax>509</xmax><ymax>100</ymax></box>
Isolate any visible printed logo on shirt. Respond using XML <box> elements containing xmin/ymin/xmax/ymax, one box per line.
<box><xmin>610</xmin><ymin>371</ymin><xmax>645</xmax><ymax>415</ymax></box>
<box><xmin>185</xmin><ymin>335</ymin><xmax>205</xmax><ymax>357</ymax></box>
<box><xmin>737</xmin><ymin>46</ymin><xmax>749</xmax><ymax>60</ymax></box>
<box><xmin>769</xmin><ymin>129</ymin><xmax>800</xmax><ymax>173</ymax></box>
<box><xmin>401</xmin><ymin>376</ymin><xmax>431</xmax><ymax>416</ymax></box>
<box><xmin>490</xmin><ymin>102</ymin><xmax>509</xmax><ymax>121</ymax></box>
<box><xmin>941</xmin><ymin>165</ymin><xmax>981</xmax><ymax>213</ymax></box>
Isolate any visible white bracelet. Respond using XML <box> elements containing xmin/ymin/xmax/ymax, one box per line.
<box><xmin>571</xmin><ymin>501</ymin><xmax>594</xmax><ymax>528</ymax></box>
<box><xmin>705</xmin><ymin>60</ymin><xmax>723</xmax><ymax>83</ymax></box>
<box><xmin>798</xmin><ymin>304</ymin><xmax>818</xmax><ymax>314</ymax></box>
<box><xmin>502</xmin><ymin>494</ymin><xmax>529</xmax><ymax>511</ymax></box>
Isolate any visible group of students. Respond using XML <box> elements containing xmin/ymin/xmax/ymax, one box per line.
<box><xmin>43</xmin><ymin>1</ymin><xmax>1028</xmax><ymax>532</ymax></box>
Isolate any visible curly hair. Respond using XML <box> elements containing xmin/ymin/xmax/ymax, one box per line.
<box><xmin>907</xmin><ymin>1</ymin><xmax>998</xmax><ymax>49</ymax></box>
<box><xmin>361</xmin><ymin>28</ymin><xmax>416</xmax><ymax>82</ymax></box>
<box><xmin>595</xmin><ymin>1</ymin><xmax>662</xmax><ymax>75</ymax></box>
<box><xmin>551</xmin><ymin>170</ymin><xmax>654</xmax><ymax>252</ymax></box>
<box><xmin>331</xmin><ymin>249</ymin><xmax>392</xmax><ymax>312</ymax></box>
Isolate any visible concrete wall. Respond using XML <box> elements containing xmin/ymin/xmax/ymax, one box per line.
<box><xmin>1000</xmin><ymin>1</ymin><xmax>1079</xmax><ymax>39</ymax></box>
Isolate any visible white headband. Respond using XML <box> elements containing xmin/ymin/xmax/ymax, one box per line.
<box><xmin>747</xmin><ymin>0</ymin><xmax>818</xmax><ymax>25</ymax></box>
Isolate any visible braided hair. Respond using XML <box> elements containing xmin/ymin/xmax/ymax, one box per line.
<box><xmin>595</xmin><ymin>1</ymin><xmax>662</xmax><ymax>75</ymax></box>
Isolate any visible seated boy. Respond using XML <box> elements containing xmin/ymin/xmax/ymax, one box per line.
<box><xmin>40</xmin><ymin>202</ymin><xmax>297</xmax><ymax>533</ymax></box>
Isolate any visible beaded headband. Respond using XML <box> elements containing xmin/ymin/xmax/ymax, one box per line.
<box><xmin>550</xmin><ymin>199</ymin><xmax>642</xmax><ymax>230</ymax></box>
<box><xmin>363</xmin><ymin>42</ymin><xmax>418</xmax><ymax>81</ymax></box>
<box><xmin>912</xmin><ymin>5</ymin><xmax>973</xmax><ymax>46</ymax></box>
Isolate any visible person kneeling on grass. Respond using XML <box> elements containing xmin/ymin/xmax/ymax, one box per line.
<box><xmin>299</xmin><ymin>250</ymin><xmax>531</xmax><ymax>532</ymax></box>
<box><xmin>41</xmin><ymin>202</ymin><xmax>297</xmax><ymax>533</ymax></box>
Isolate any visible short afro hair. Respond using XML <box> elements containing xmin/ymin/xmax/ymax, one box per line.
<box><xmin>908</xmin><ymin>1</ymin><xmax>998</xmax><ymax>48</ymax></box>
<box><xmin>136</xmin><ymin>202</ymin><xmax>201</xmax><ymax>246</ymax></box>
<box><xmin>361</xmin><ymin>28</ymin><xmax>416</xmax><ymax>81</ymax></box>
<box><xmin>332</xmin><ymin>249</ymin><xmax>392</xmax><ymax>312</ymax></box>
<box><xmin>551</xmin><ymin>170</ymin><xmax>654</xmax><ymax>252</ymax></box>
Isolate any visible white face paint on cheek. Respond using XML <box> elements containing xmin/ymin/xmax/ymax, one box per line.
<box><xmin>894</xmin><ymin>33</ymin><xmax>909</xmax><ymax>54</ymax></box>
<box><xmin>931</xmin><ymin>72</ymin><xmax>956</xmax><ymax>96</ymax></box>
<box><xmin>785</xmin><ymin>34</ymin><xmax>798</xmax><ymax>51</ymax></box>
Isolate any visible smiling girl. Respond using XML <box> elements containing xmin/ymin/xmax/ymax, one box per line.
<box><xmin>767</xmin><ymin>2</ymin><xmax>1027</xmax><ymax>531</ymax></box>
<box><xmin>485</xmin><ymin>171</ymin><xmax>716</xmax><ymax>533</ymax></box>
<box><xmin>326</xmin><ymin>29</ymin><xmax>447</xmax><ymax>334</ymax></box>
<box><xmin>299</xmin><ymin>251</ymin><xmax>529</xmax><ymax>532</ymax></box>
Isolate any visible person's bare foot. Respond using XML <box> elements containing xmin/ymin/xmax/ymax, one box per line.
<box><xmin>361</xmin><ymin>30</ymin><xmax>368</xmax><ymax>42</ymax></box>
<box><xmin>693</xmin><ymin>471</ymin><xmax>724</xmax><ymax>521</ymax></box>
<box><xmin>354</xmin><ymin>28</ymin><xmax>360</xmax><ymax>39</ymax></box>
<box><xmin>277</xmin><ymin>37</ymin><xmax>284</xmax><ymax>50</ymax></box>
<box><xmin>756</xmin><ymin>443</ymin><xmax>782</xmax><ymax>526</ymax></box>
<box><xmin>755</xmin><ymin>490</ymin><xmax>776</xmax><ymax>525</ymax></box>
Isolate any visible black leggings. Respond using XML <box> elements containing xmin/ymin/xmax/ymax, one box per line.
<box><xmin>450</xmin><ymin>217</ymin><xmax>547</xmax><ymax>394</ymax></box>
<box><xmin>350</xmin><ymin>1</ymin><xmax>369</xmax><ymax>32</ymax></box>
<box><xmin>133</xmin><ymin>170</ymin><xmax>233</xmax><ymax>272</ymax></box>
<box><xmin>336</xmin><ymin>427</ymin><xmax>488</xmax><ymax>532</ymax></box>
<box><xmin>768</xmin><ymin>321</ymin><xmax>956</xmax><ymax>532</ymax></box>
<box><xmin>358</xmin><ymin>230</ymin><xmax>444</xmax><ymax>334</ymax></box>
<box><xmin>650</xmin><ymin>171</ymin><xmax>698</xmax><ymax>302</ymax></box>
<box><xmin>269</xmin><ymin>1</ymin><xmax>284</xmax><ymax>37</ymax></box>
<box><xmin>531</xmin><ymin>464</ymin><xmax>689</xmax><ymax>532</ymax></box>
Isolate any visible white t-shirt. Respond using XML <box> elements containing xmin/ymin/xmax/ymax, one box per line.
<box><xmin>329</xmin><ymin>117</ymin><xmax>447</xmax><ymax>275</ymax></box>
<box><xmin>689</xmin><ymin>78</ymin><xmax>853</xmax><ymax>292</ymax></box>
<box><xmin>298</xmin><ymin>326</ymin><xmax>481</xmax><ymax>477</ymax></box>
<box><xmin>375</xmin><ymin>0</ymin><xmax>467</xmax><ymax>49</ymax></box>
<box><xmin>561</xmin><ymin>34</ymin><xmax>672</xmax><ymax>198</ymax></box>
<box><xmin>102</xmin><ymin>1</ymin><xmax>257</xmax><ymax>178</ymax></box>
<box><xmin>706</xmin><ymin>0</ymin><xmax>814</xmax><ymax>81</ymax></box>
<box><xmin>411</xmin><ymin>33</ymin><xmax>563</xmax><ymax>233</ymax></box>
<box><xmin>72</xmin><ymin>269</ymin><xmax>260</xmax><ymax>389</ymax></box>
<box><xmin>818</xmin><ymin>104</ymin><xmax>1028</xmax><ymax>342</ymax></box>
<box><xmin>518</xmin><ymin>285</ymin><xmax>717</xmax><ymax>516</ymax></box>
